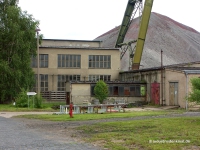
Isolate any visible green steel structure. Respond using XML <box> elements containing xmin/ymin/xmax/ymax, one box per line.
<box><xmin>115</xmin><ymin>0</ymin><xmax>142</xmax><ymax>48</ymax></box>
<box><xmin>132</xmin><ymin>0</ymin><xmax>154</xmax><ymax>70</ymax></box>
<box><xmin>115</xmin><ymin>0</ymin><xmax>154</xmax><ymax>70</ymax></box>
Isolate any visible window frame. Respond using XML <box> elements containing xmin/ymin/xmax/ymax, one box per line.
<box><xmin>89</xmin><ymin>55</ymin><xmax>111</xmax><ymax>69</ymax></box>
<box><xmin>58</xmin><ymin>54</ymin><xmax>81</xmax><ymax>68</ymax></box>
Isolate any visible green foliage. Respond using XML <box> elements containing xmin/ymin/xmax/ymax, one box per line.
<box><xmin>0</xmin><ymin>0</ymin><xmax>42</xmax><ymax>103</ymax></box>
<box><xmin>15</xmin><ymin>88</ymin><xmax>28</xmax><ymax>107</ymax></box>
<box><xmin>140</xmin><ymin>86</ymin><xmax>146</xmax><ymax>96</ymax></box>
<box><xmin>15</xmin><ymin>88</ymin><xmax>43</xmax><ymax>108</ymax></box>
<box><xmin>94</xmin><ymin>80</ymin><xmax>109</xmax><ymax>104</ymax></box>
<box><xmin>188</xmin><ymin>78</ymin><xmax>200</xmax><ymax>103</ymax></box>
<box><xmin>33</xmin><ymin>94</ymin><xmax>44</xmax><ymax>108</ymax></box>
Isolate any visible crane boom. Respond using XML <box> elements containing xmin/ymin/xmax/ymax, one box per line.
<box><xmin>115</xmin><ymin>0</ymin><xmax>142</xmax><ymax>48</ymax></box>
<box><xmin>132</xmin><ymin>0</ymin><xmax>154</xmax><ymax>70</ymax></box>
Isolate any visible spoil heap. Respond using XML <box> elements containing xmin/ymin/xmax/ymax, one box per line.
<box><xmin>95</xmin><ymin>12</ymin><xmax>200</xmax><ymax>70</ymax></box>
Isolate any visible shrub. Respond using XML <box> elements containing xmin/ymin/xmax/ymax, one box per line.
<box><xmin>94</xmin><ymin>80</ymin><xmax>109</xmax><ymax>104</ymax></box>
<box><xmin>15</xmin><ymin>88</ymin><xmax>43</xmax><ymax>108</ymax></box>
<box><xmin>188</xmin><ymin>78</ymin><xmax>200</xmax><ymax>103</ymax></box>
<box><xmin>15</xmin><ymin>88</ymin><xmax>28</xmax><ymax>107</ymax></box>
<box><xmin>33</xmin><ymin>94</ymin><xmax>44</xmax><ymax>108</ymax></box>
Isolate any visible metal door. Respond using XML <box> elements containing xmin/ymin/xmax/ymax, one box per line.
<box><xmin>151</xmin><ymin>82</ymin><xmax>160</xmax><ymax>105</ymax></box>
<box><xmin>169</xmin><ymin>82</ymin><xmax>178</xmax><ymax>105</ymax></box>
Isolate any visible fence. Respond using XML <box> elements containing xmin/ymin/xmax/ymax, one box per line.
<box><xmin>41</xmin><ymin>91</ymin><xmax>66</xmax><ymax>101</ymax></box>
<box><xmin>55</xmin><ymin>104</ymin><xmax>126</xmax><ymax>115</ymax></box>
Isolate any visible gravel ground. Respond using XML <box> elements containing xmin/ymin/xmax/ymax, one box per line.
<box><xmin>1</xmin><ymin>109</ymin><xmax>200</xmax><ymax>150</ymax></box>
<box><xmin>10</xmin><ymin>112</ymin><xmax>200</xmax><ymax>149</ymax></box>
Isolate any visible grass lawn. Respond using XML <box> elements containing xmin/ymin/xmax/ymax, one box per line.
<box><xmin>0</xmin><ymin>102</ymin><xmax>65</xmax><ymax>112</ymax></box>
<box><xmin>78</xmin><ymin>117</ymin><xmax>200</xmax><ymax>150</ymax></box>
<box><xmin>3</xmin><ymin>104</ymin><xmax>197</xmax><ymax>150</ymax></box>
<box><xmin>13</xmin><ymin>109</ymin><xmax>184</xmax><ymax>121</ymax></box>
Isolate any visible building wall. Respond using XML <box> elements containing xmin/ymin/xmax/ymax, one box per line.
<box><xmin>120</xmin><ymin>70</ymin><xmax>160</xmax><ymax>103</ymax></box>
<box><xmin>41</xmin><ymin>39</ymin><xmax>102</xmax><ymax>48</ymax></box>
<box><xmin>32</xmin><ymin>39</ymin><xmax>120</xmax><ymax>93</ymax></box>
<box><xmin>69</xmin><ymin>83</ymin><xmax>144</xmax><ymax>104</ymax></box>
<box><xmin>164</xmin><ymin>69</ymin><xmax>186</xmax><ymax>108</ymax></box>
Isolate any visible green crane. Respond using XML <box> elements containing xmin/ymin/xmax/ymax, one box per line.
<box><xmin>115</xmin><ymin>0</ymin><xmax>154</xmax><ymax>70</ymax></box>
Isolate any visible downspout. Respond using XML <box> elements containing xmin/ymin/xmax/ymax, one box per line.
<box><xmin>185</xmin><ymin>72</ymin><xmax>188</xmax><ymax>111</ymax></box>
<box><xmin>161</xmin><ymin>50</ymin><xmax>163</xmax><ymax>106</ymax></box>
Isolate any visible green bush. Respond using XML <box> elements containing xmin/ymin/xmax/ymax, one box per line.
<box><xmin>94</xmin><ymin>80</ymin><xmax>109</xmax><ymax>104</ymax></box>
<box><xmin>188</xmin><ymin>78</ymin><xmax>200</xmax><ymax>103</ymax></box>
<box><xmin>33</xmin><ymin>94</ymin><xmax>44</xmax><ymax>108</ymax></box>
<box><xmin>15</xmin><ymin>88</ymin><xmax>28</xmax><ymax>107</ymax></box>
<box><xmin>15</xmin><ymin>89</ymin><xmax>43</xmax><ymax>108</ymax></box>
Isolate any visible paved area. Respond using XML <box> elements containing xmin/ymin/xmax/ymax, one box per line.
<box><xmin>0</xmin><ymin>112</ymin><xmax>54</xmax><ymax>118</ymax></box>
<box><xmin>0</xmin><ymin>106</ymin><xmax>181</xmax><ymax>118</ymax></box>
<box><xmin>0</xmin><ymin>106</ymin><xmax>198</xmax><ymax>150</ymax></box>
<box><xmin>0</xmin><ymin>116</ymin><xmax>102</xmax><ymax>150</ymax></box>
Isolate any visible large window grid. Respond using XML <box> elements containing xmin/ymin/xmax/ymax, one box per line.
<box><xmin>89</xmin><ymin>75</ymin><xmax>111</xmax><ymax>81</ymax></box>
<box><xmin>58</xmin><ymin>54</ymin><xmax>81</xmax><ymax>68</ymax></box>
<box><xmin>57</xmin><ymin>75</ymin><xmax>81</xmax><ymax>91</ymax></box>
<box><xmin>32</xmin><ymin>74</ymin><xmax>48</xmax><ymax>92</ymax></box>
<box><xmin>89</xmin><ymin>55</ymin><xmax>111</xmax><ymax>68</ymax></box>
<box><xmin>31</xmin><ymin>54</ymin><xmax>48</xmax><ymax>68</ymax></box>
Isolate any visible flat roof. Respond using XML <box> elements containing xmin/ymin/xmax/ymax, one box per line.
<box><xmin>39</xmin><ymin>46</ymin><xmax>119</xmax><ymax>50</ymax></box>
<box><xmin>43</xmin><ymin>39</ymin><xmax>102</xmax><ymax>42</ymax></box>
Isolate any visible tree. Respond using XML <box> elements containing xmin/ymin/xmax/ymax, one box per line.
<box><xmin>0</xmin><ymin>0</ymin><xmax>41</xmax><ymax>103</ymax></box>
<box><xmin>94</xmin><ymin>80</ymin><xmax>109</xmax><ymax>104</ymax></box>
<box><xmin>187</xmin><ymin>78</ymin><xmax>200</xmax><ymax>103</ymax></box>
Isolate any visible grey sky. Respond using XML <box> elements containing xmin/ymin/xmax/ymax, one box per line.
<box><xmin>18</xmin><ymin>0</ymin><xmax>200</xmax><ymax>40</ymax></box>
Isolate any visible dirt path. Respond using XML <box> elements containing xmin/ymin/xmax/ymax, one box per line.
<box><xmin>10</xmin><ymin>112</ymin><xmax>200</xmax><ymax>146</ymax></box>
<box><xmin>1</xmin><ymin>109</ymin><xmax>200</xmax><ymax>149</ymax></box>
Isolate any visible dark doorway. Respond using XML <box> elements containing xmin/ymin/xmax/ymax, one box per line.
<box><xmin>66</xmin><ymin>92</ymin><xmax>70</xmax><ymax>105</ymax></box>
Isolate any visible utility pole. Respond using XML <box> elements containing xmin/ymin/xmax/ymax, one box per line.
<box><xmin>36</xmin><ymin>28</ymin><xmax>40</xmax><ymax>94</ymax></box>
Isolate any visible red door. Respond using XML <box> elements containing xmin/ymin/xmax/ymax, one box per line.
<box><xmin>151</xmin><ymin>82</ymin><xmax>160</xmax><ymax>105</ymax></box>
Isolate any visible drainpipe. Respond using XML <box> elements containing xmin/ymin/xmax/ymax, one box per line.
<box><xmin>161</xmin><ymin>50</ymin><xmax>163</xmax><ymax>106</ymax></box>
<box><xmin>185</xmin><ymin>72</ymin><xmax>188</xmax><ymax>111</ymax></box>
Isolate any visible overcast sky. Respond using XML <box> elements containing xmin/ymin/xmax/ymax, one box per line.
<box><xmin>18</xmin><ymin>0</ymin><xmax>200</xmax><ymax>40</ymax></box>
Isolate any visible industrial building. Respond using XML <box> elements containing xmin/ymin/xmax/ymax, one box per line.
<box><xmin>31</xmin><ymin>39</ymin><xmax>121</xmax><ymax>102</ymax></box>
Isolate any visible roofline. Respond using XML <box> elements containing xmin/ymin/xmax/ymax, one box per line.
<box><xmin>120</xmin><ymin>61</ymin><xmax>200</xmax><ymax>74</ymax></box>
<box><xmin>66</xmin><ymin>81</ymin><xmax>146</xmax><ymax>84</ymax></box>
<box><xmin>183</xmin><ymin>70</ymin><xmax>200</xmax><ymax>74</ymax></box>
<box><xmin>39</xmin><ymin>46</ymin><xmax>119</xmax><ymax>50</ymax></box>
<box><xmin>42</xmin><ymin>39</ymin><xmax>102</xmax><ymax>42</ymax></box>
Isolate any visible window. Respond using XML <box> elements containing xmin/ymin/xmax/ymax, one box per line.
<box><xmin>124</xmin><ymin>87</ymin><xmax>130</xmax><ymax>95</ymax></box>
<box><xmin>40</xmin><ymin>74</ymin><xmax>48</xmax><ymax>91</ymax></box>
<box><xmin>58</xmin><ymin>54</ymin><xmax>81</xmax><ymax>68</ymax></box>
<box><xmin>89</xmin><ymin>75</ymin><xmax>111</xmax><ymax>81</ymax></box>
<box><xmin>89</xmin><ymin>55</ymin><xmax>111</xmax><ymax>69</ymax></box>
<box><xmin>113</xmin><ymin>86</ymin><xmax>118</xmax><ymax>95</ymax></box>
<box><xmin>57</xmin><ymin>75</ymin><xmax>81</xmax><ymax>91</ymax></box>
<box><xmin>91</xmin><ymin>84</ymin><xmax>146</xmax><ymax>97</ymax></box>
<box><xmin>31</xmin><ymin>54</ymin><xmax>48</xmax><ymax>68</ymax></box>
<box><xmin>40</xmin><ymin>54</ymin><xmax>48</xmax><ymax>68</ymax></box>
<box><xmin>32</xmin><ymin>74</ymin><xmax>48</xmax><ymax>92</ymax></box>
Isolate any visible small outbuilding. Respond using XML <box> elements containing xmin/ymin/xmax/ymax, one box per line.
<box><xmin>119</xmin><ymin>62</ymin><xmax>200</xmax><ymax>108</ymax></box>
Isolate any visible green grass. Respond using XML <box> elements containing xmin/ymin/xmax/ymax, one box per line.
<box><xmin>14</xmin><ymin>110</ymin><xmax>184</xmax><ymax>121</ymax></box>
<box><xmin>0</xmin><ymin>102</ymin><xmax>65</xmax><ymax>112</ymax></box>
<box><xmin>78</xmin><ymin>117</ymin><xmax>200</xmax><ymax>150</ymax></box>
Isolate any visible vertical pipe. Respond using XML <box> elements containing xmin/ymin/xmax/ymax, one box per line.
<box><xmin>37</xmin><ymin>31</ymin><xmax>40</xmax><ymax>95</ymax></box>
<box><xmin>185</xmin><ymin>73</ymin><xmax>188</xmax><ymax>111</ymax></box>
<box><xmin>161</xmin><ymin>50</ymin><xmax>163</xmax><ymax>105</ymax></box>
